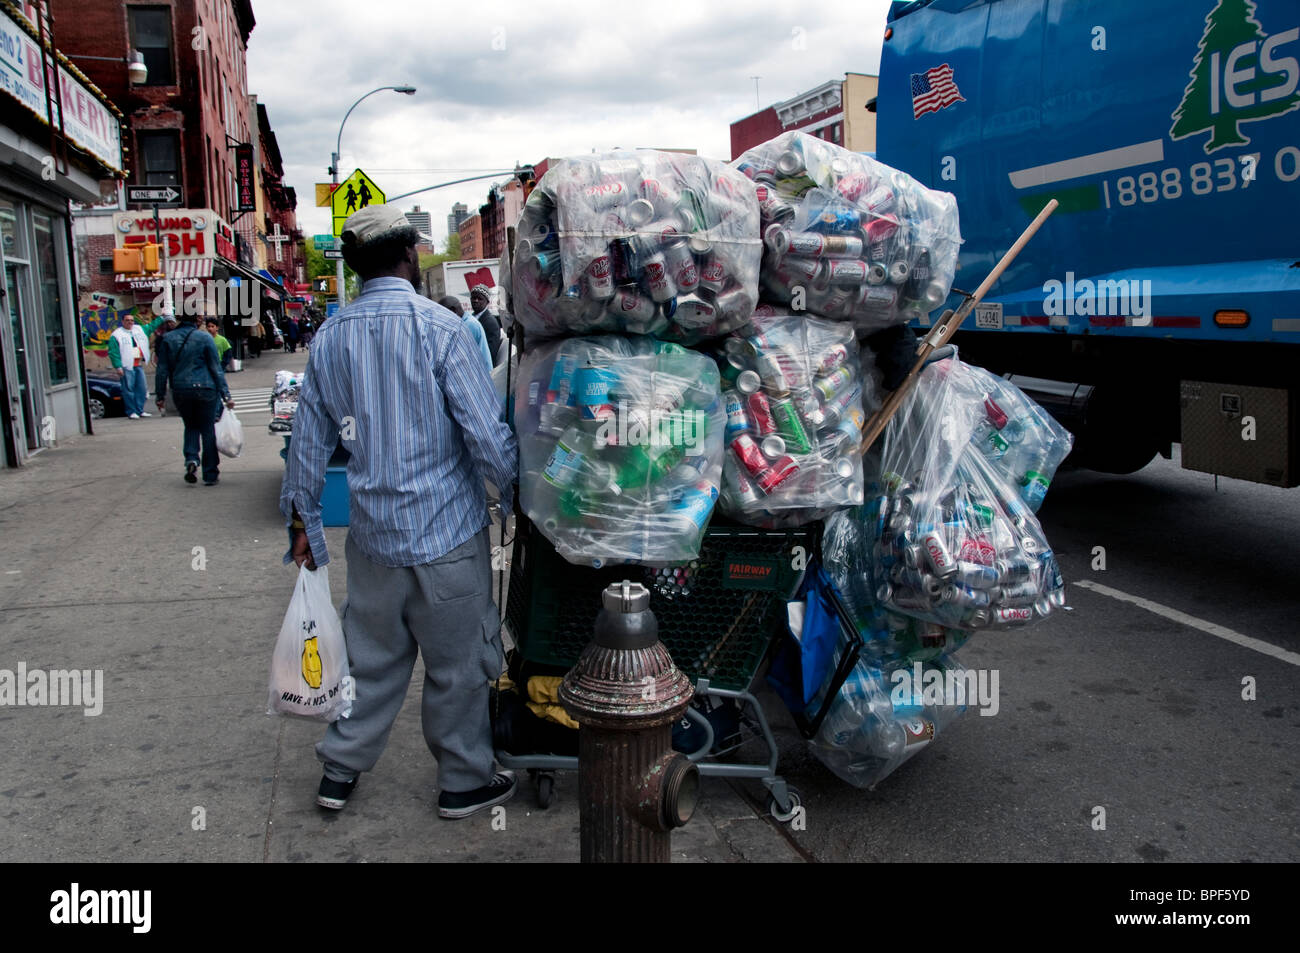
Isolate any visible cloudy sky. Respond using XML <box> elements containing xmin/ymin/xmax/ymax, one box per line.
<box><xmin>246</xmin><ymin>0</ymin><xmax>894</xmax><ymax>246</ymax></box>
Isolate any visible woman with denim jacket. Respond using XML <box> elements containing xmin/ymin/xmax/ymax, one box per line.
<box><xmin>154</xmin><ymin>315</ymin><xmax>235</xmax><ymax>485</ymax></box>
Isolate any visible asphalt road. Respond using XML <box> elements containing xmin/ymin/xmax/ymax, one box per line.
<box><xmin>766</xmin><ymin>448</ymin><xmax>1300</xmax><ymax>862</ymax></box>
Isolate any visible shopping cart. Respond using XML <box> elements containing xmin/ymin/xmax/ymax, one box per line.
<box><xmin>496</xmin><ymin>513</ymin><xmax>817</xmax><ymax>822</ymax></box>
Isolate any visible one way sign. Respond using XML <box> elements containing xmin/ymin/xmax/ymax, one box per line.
<box><xmin>126</xmin><ymin>185</ymin><xmax>181</xmax><ymax>205</ymax></box>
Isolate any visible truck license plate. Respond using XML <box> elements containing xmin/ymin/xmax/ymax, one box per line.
<box><xmin>974</xmin><ymin>303</ymin><xmax>1004</xmax><ymax>329</ymax></box>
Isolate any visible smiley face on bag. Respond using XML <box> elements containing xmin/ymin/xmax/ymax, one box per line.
<box><xmin>301</xmin><ymin>636</ymin><xmax>323</xmax><ymax>689</ymax></box>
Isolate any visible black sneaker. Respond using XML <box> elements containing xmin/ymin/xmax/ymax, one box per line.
<box><xmin>316</xmin><ymin>775</ymin><xmax>358</xmax><ymax>810</ymax></box>
<box><xmin>184</xmin><ymin>462</ymin><xmax>197</xmax><ymax>484</ymax></box>
<box><xmin>437</xmin><ymin>771</ymin><xmax>516</xmax><ymax>819</ymax></box>
<box><xmin>203</xmin><ymin>476</ymin><xmax>219</xmax><ymax>486</ymax></box>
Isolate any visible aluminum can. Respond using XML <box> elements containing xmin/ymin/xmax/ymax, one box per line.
<box><xmin>941</xmin><ymin>584</ymin><xmax>992</xmax><ymax>608</ymax></box>
<box><xmin>662</xmin><ymin>240</ymin><xmax>699</xmax><ymax>292</ymax></box>
<box><xmin>625</xmin><ymin>199</ymin><xmax>656</xmax><ymax>227</ymax></box>
<box><xmin>735</xmin><ymin>369</ymin><xmax>762</xmax><ymax>396</ymax></box>
<box><xmin>754</xmin><ymin>183</ymin><xmax>796</xmax><ymax>223</ymax></box>
<box><xmin>609</xmin><ymin>238</ymin><xmax>637</xmax><ymax>283</ymax></box>
<box><xmin>922</xmin><ymin>531</ymin><xmax>958</xmax><ymax>577</ymax></box>
<box><xmin>904</xmin><ymin>246</ymin><xmax>932</xmax><ymax>298</ymax></box>
<box><xmin>773</xmin><ymin>230</ymin><xmax>863</xmax><ymax>259</ymax></box>
<box><xmin>585</xmin><ymin>254</ymin><xmax>615</xmax><ymax>300</ymax></box>
<box><xmin>816</xmin><ymin>344</ymin><xmax>850</xmax><ymax>376</ymax></box>
<box><xmin>814</xmin><ymin>366</ymin><xmax>855</xmax><ymax>402</ymax></box>
<box><xmin>954</xmin><ymin>561</ymin><xmax>1000</xmax><ymax>590</ymax></box>
<box><xmin>725</xmin><ymin>464</ymin><xmax>763</xmax><ymax>508</ymax></box>
<box><xmin>770</xmin><ymin>394</ymin><xmax>814</xmax><ymax>454</ymax></box>
<box><xmin>760</xmin><ymin>434</ymin><xmax>786</xmax><ymax>459</ymax></box>
<box><xmin>889</xmin><ymin>260</ymin><xmax>911</xmax><ymax>285</ymax></box>
<box><xmin>996</xmin><ymin>581</ymin><xmax>1040</xmax><ymax>606</ymax></box>
<box><xmin>641</xmin><ymin>254</ymin><xmax>677</xmax><ymax>302</ymax></box>
<box><xmin>835</xmin><ymin>171</ymin><xmax>872</xmax><ymax>203</ymax></box>
<box><xmin>993</xmin><ymin>606</ymin><xmax>1034</xmax><ymax>625</ymax></box>
<box><xmin>864</xmin><ymin>217</ymin><xmax>899</xmax><ymax>261</ymax></box>
<box><xmin>760</xmin><ymin>453</ymin><xmax>800</xmax><ymax>493</ymax></box>
<box><xmin>817</xmin><ymin>259</ymin><xmax>870</xmax><ymax>286</ymax></box>
<box><xmin>862</xmin><ymin>185</ymin><xmax>896</xmax><ymax>216</ymax></box>
<box><xmin>608</xmin><ymin>285</ymin><xmax>656</xmax><ymax>323</ymax></box>
<box><xmin>858</xmin><ymin>286</ymin><xmax>898</xmax><ymax>314</ymax></box>
<box><xmin>775</xmin><ymin>255</ymin><xmax>822</xmax><ymax>282</ymax></box>
<box><xmin>866</xmin><ymin>262</ymin><xmax>888</xmax><ymax>285</ymax></box>
<box><xmin>714</xmin><ymin>286</ymin><xmax>754</xmax><ymax>323</ymax></box>
<box><xmin>747</xmin><ymin>391</ymin><xmax>778</xmax><ymax>436</ymax></box>
<box><xmin>698</xmin><ymin>254</ymin><xmax>727</xmax><ymax>293</ymax></box>
<box><xmin>723</xmin><ymin>389</ymin><xmax>751</xmax><ymax>440</ymax></box>
<box><xmin>638</xmin><ymin>177</ymin><xmax>680</xmax><ymax>215</ymax></box>
<box><xmin>810</xmin><ymin>207</ymin><xmax>862</xmax><ymax>234</ymax></box>
<box><xmin>891</xmin><ymin>565</ymin><xmax>941</xmax><ymax>598</ymax></box>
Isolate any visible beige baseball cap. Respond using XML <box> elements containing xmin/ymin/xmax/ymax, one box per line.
<box><xmin>341</xmin><ymin>204</ymin><xmax>432</xmax><ymax>247</ymax></box>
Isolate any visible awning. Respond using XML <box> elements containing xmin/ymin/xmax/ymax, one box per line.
<box><xmin>114</xmin><ymin>258</ymin><xmax>214</xmax><ymax>291</ymax></box>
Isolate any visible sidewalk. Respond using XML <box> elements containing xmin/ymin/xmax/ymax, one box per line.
<box><xmin>0</xmin><ymin>378</ymin><xmax>801</xmax><ymax>863</ymax></box>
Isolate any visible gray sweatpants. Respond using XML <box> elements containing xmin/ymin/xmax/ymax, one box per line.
<box><xmin>316</xmin><ymin>528</ymin><xmax>503</xmax><ymax>793</ymax></box>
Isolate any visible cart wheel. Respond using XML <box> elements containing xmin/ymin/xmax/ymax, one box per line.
<box><xmin>536</xmin><ymin>773</ymin><xmax>554</xmax><ymax>809</ymax></box>
<box><xmin>767</xmin><ymin>788</ymin><xmax>802</xmax><ymax>824</ymax></box>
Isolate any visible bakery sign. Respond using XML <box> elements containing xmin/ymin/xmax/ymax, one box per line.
<box><xmin>0</xmin><ymin>6</ymin><xmax>124</xmax><ymax>175</ymax></box>
<box><xmin>113</xmin><ymin>209</ymin><xmax>237</xmax><ymax>262</ymax></box>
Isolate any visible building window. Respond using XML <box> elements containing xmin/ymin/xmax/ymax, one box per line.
<box><xmin>832</xmin><ymin>123</ymin><xmax>841</xmax><ymax>144</ymax></box>
<box><xmin>138</xmin><ymin>132</ymin><xmax>181</xmax><ymax>187</ymax></box>
<box><xmin>128</xmin><ymin>6</ymin><xmax>175</xmax><ymax>86</ymax></box>
<box><xmin>98</xmin><ymin>257</ymin><xmax>113</xmax><ymax>274</ymax></box>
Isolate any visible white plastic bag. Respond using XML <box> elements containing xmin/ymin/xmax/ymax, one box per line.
<box><xmin>267</xmin><ymin>565</ymin><xmax>353</xmax><ymax>722</ymax></box>
<box><xmin>215</xmin><ymin>407</ymin><xmax>244</xmax><ymax>458</ymax></box>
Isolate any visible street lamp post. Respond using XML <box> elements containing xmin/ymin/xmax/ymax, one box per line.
<box><xmin>330</xmin><ymin>85</ymin><xmax>416</xmax><ymax>307</ymax></box>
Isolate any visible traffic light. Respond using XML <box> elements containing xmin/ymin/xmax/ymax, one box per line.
<box><xmin>515</xmin><ymin>165</ymin><xmax>536</xmax><ymax>199</ymax></box>
<box><xmin>113</xmin><ymin>246</ymin><xmax>141</xmax><ymax>274</ymax></box>
<box><xmin>140</xmin><ymin>242</ymin><xmax>161</xmax><ymax>274</ymax></box>
<box><xmin>313</xmin><ymin>275</ymin><xmax>336</xmax><ymax>295</ymax></box>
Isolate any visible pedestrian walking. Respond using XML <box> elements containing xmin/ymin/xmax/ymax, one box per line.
<box><xmin>109</xmin><ymin>313</ymin><xmax>166</xmax><ymax>418</ymax></box>
<box><xmin>287</xmin><ymin>315</ymin><xmax>300</xmax><ymax>353</ymax></box>
<box><xmin>282</xmin><ymin>204</ymin><xmax>518</xmax><ymax>819</ymax></box>
<box><xmin>248</xmin><ymin>317</ymin><xmax>264</xmax><ymax>358</ymax></box>
<box><xmin>437</xmin><ymin>295</ymin><xmax>493</xmax><ymax>373</ymax></box>
<box><xmin>206</xmin><ymin>319</ymin><xmax>233</xmax><ymax>372</ymax></box>
<box><xmin>155</xmin><ymin>314</ymin><xmax>234</xmax><ymax>486</ymax></box>
<box><xmin>468</xmin><ymin>285</ymin><xmax>504</xmax><ymax>367</ymax></box>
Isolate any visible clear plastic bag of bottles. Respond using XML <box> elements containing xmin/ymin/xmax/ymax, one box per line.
<box><xmin>512</xmin><ymin>151</ymin><xmax>762</xmax><ymax>345</ymax></box>
<box><xmin>808</xmin><ymin>651</ymin><xmax>969</xmax><ymax>790</ymax></box>
<box><xmin>731</xmin><ymin>131</ymin><xmax>962</xmax><ymax>334</ymax></box>
<box><xmin>860</xmin><ymin>356</ymin><xmax>1068</xmax><ymax>630</ymax></box>
<box><xmin>704</xmin><ymin>309</ymin><xmax>881</xmax><ymax>527</ymax></box>
<box><xmin>514</xmin><ymin>335</ymin><xmax>726</xmax><ymax>566</ymax></box>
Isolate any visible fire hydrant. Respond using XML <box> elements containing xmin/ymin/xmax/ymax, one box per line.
<box><xmin>560</xmin><ymin>580</ymin><xmax>699</xmax><ymax>862</ymax></box>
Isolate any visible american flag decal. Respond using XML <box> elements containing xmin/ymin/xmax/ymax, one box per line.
<box><xmin>910</xmin><ymin>63</ymin><xmax>965</xmax><ymax>119</ymax></box>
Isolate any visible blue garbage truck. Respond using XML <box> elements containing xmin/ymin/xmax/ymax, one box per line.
<box><xmin>876</xmin><ymin>0</ymin><xmax>1299</xmax><ymax>485</ymax></box>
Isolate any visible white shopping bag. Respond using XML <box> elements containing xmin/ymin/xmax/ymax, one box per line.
<box><xmin>215</xmin><ymin>407</ymin><xmax>244</xmax><ymax>458</ymax></box>
<box><xmin>267</xmin><ymin>565</ymin><xmax>353</xmax><ymax>721</ymax></box>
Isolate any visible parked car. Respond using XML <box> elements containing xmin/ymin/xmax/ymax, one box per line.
<box><xmin>85</xmin><ymin>371</ymin><xmax>125</xmax><ymax>419</ymax></box>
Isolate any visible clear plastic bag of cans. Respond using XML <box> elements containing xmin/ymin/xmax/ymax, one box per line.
<box><xmin>511</xmin><ymin>151</ymin><xmax>762</xmax><ymax>345</ymax></box>
<box><xmin>821</xmin><ymin>508</ymin><xmax>972</xmax><ymax>668</ymax></box>
<box><xmin>807</xmin><ymin>651</ymin><xmax>969</xmax><ymax>790</ymax></box>
<box><xmin>705</xmin><ymin>308</ymin><xmax>881</xmax><ymax>527</ymax></box>
<box><xmin>731</xmin><ymin>131</ymin><xmax>961</xmax><ymax>334</ymax></box>
<box><xmin>514</xmin><ymin>335</ymin><xmax>726</xmax><ymax>566</ymax></box>
<box><xmin>949</xmin><ymin>362</ymin><xmax>1074</xmax><ymax>512</ymax></box>
<box><xmin>866</xmin><ymin>356</ymin><xmax>1068</xmax><ymax>630</ymax></box>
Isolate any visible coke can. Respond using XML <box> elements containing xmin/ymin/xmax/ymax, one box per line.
<box><xmin>835</xmin><ymin>171</ymin><xmax>872</xmax><ymax>203</ymax></box>
<box><xmin>994</xmin><ymin>606</ymin><xmax>1034</xmax><ymax>625</ymax></box>
<box><xmin>862</xmin><ymin>185</ymin><xmax>896</xmax><ymax>216</ymax></box>
<box><xmin>735</xmin><ymin>369</ymin><xmax>762</xmax><ymax>396</ymax></box>
<box><xmin>747</xmin><ymin>391</ymin><xmax>778</xmax><ymax>436</ymax></box>
<box><xmin>922</xmin><ymin>531</ymin><xmax>958</xmax><ymax>577</ymax></box>
<box><xmin>583</xmin><ymin>178</ymin><xmax>631</xmax><ymax>210</ymax></box>
<box><xmin>761</xmin><ymin>453</ymin><xmax>800</xmax><ymax>493</ymax></box>
<box><xmin>641</xmin><ymin>254</ymin><xmax>677</xmax><ymax>302</ymax></box>
<box><xmin>662</xmin><ymin>241</ymin><xmax>699</xmax><ymax>293</ymax></box>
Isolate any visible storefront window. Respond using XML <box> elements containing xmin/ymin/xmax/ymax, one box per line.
<box><xmin>0</xmin><ymin>196</ymin><xmax>24</xmax><ymax>259</ymax></box>
<box><xmin>33</xmin><ymin>213</ymin><xmax>68</xmax><ymax>385</ymax></box>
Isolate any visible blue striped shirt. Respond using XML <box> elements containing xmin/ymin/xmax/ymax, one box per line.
<box><xmin>280</xmin><ymin>276</ymin><xmax>517</xmax><ymax>568</ymax></box>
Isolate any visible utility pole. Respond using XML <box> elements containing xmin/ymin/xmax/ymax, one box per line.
<box><xmin>751</xmin><ymin>76</ymin><xmax>761</xmax><ymax>109</ymax></box>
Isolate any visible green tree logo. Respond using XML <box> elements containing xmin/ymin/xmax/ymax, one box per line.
<box><xmin>1170</xmin><ymin>0</ymin><xmax>1300</xmax><ymax>153</ymax></box>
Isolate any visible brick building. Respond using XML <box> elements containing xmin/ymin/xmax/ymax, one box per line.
<box><xmin>730</xmin><ymin>73</ymin><xmax>879</xmax><ymax>159</ymax></box>
<box><xmin>57</xmin><ymin>0</ymin><xmax>291</xmax><ymax>361</ymax></box>
<box><xmin>458</xmin><ymin>213</ymin><xmax>482</xmax><ymax>261</ymax></box>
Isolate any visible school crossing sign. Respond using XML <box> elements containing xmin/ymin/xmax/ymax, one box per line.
<box><xmin>331</xmin><ymin>169</ymin><xmax>385</xmax><ymax>237</ymax></box>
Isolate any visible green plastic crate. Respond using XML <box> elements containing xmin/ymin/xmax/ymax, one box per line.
<box><xmin>504</xmin><ymin>516</ymin><xmax>815</xmax><ymax>693</ymax></box>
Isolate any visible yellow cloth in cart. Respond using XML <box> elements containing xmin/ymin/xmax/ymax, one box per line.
<box><xmin>526</xmin><ymin>676</ymin><xmax>580</xmax><ymax>730</ymax></box>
